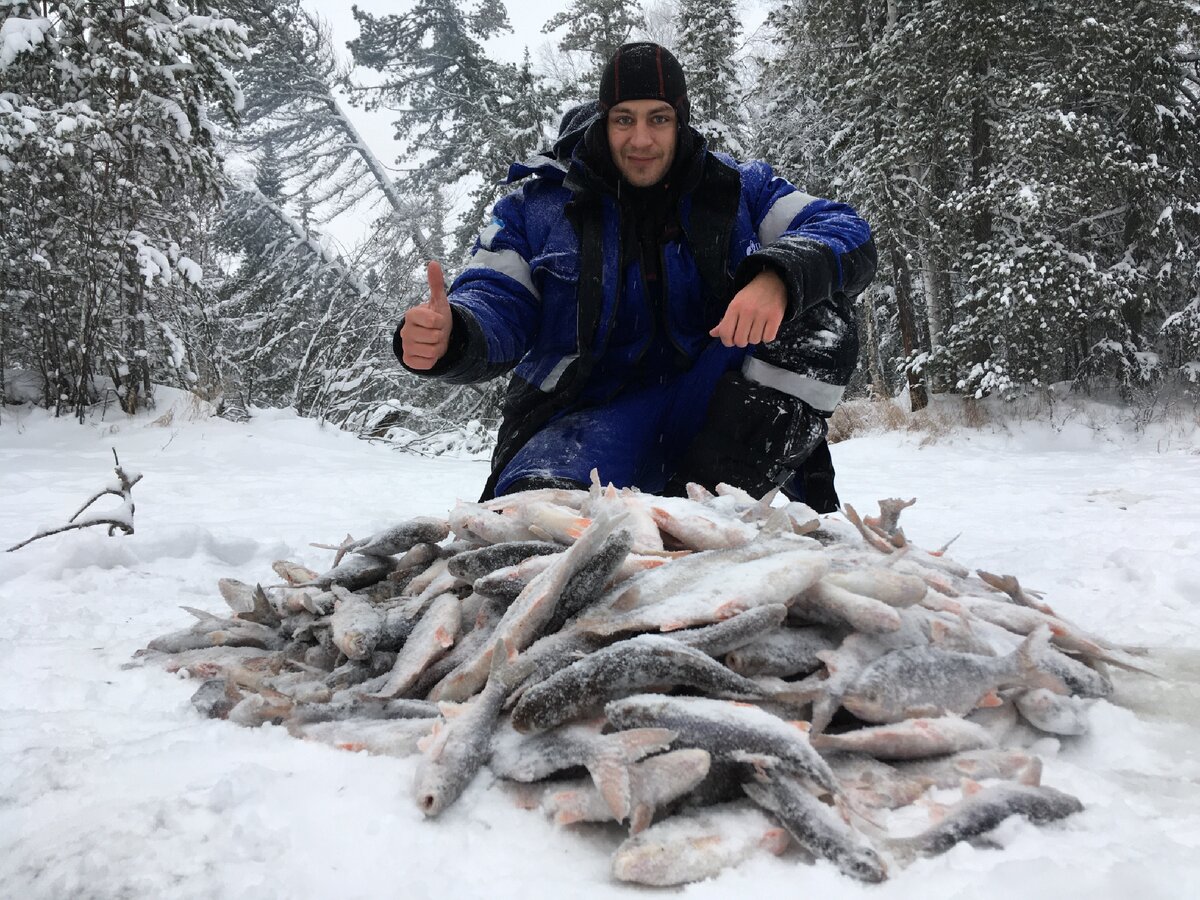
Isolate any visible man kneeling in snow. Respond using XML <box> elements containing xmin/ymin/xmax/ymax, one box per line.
<box><xmin>393</xmin><ymin>43</ymin><xmax>875</xmax><ymax>512</ymax></box>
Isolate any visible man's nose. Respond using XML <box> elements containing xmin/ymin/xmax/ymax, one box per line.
<box><xmin>629</xmin><ymin>121</ymin><xmax>654</xmax><ymax>147</ymax></box>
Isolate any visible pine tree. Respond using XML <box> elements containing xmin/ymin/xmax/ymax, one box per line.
<box><xmin>675</xmin><ymin>0</ymin><xmax>743</xmax><ymax>153</ymax></box>
<box><xmin>543</xmin><ymin>0</ymin><xmax>645</xmax><ymax>67</ymax></box>
<box><xmin>0</xmin><ymin>0</ymin><xmax>246</xmax><ymax>417</ymax></box>
<box><xmin>753</xmin><ymin>0</ymin><xmax>1200</xmax><ymax>404</ymax></box>
<box><xmin>347</xmin><ymin>1</ymin><xmax>557</xmax><ymax>257</ymax></box>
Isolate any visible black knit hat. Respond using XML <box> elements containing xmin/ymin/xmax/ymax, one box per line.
<box><xmin>599</xmin><ymin>42</ymin><xmax>690</xmax><ymax>126</ymax></box>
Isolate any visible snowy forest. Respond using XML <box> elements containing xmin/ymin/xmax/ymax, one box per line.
<box><xmin>2</xmin><ymin>0</ymin><xmax>1199</xmax><ymax>443</ymax></box>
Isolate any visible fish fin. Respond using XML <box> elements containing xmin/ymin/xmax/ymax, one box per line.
<box><xmin>547</xmin><ymin>791</ymin><xmax>587</xmax><ymax>825</ymax></box>
<box><xmin>588</xmin><ymin>758</ymin><xmax>632</xmax><ymax>821</ymax></box>
<box><xmin>919</xmin><ymin>797</ymin><xmax>949</xmax><ymax>823</ymax></box>
<box><xmin>502</xmin><ymin>783</ymin><xmax>543</xmax><ymax>811</ymax></box>
<box><xmin>977</xmin><ymin>691</ymin><xmax>1004</xmax><ymax>709</ymax></box>
<box><xmin>809</xmin><ymin>697</ymin><xmax>837</xmax><ymax>735</ymax></box>
<box><xmin>437</xmin><ymin>701</ymin><xmax>467</xmax><ymax>719</ymax></box>
<box><xmin>729</xmin><ymin>751</ymin><xmax>779</xmax><ymax>780</ymax></box>
<box><xmin>760</xmin><ymin>828</ymin><xmax>791</xmax><ymax>854</ymax></box>
<box><xmin>629</xmin><ymin>803</ymin><xmax>654</xmax><ymax>835</ymax></box>
<box><xmin>416</xmin><ymin>719</ymin><xmax>444</xmax><ymax>756</ymax></box>
<box><xmin>1019</xmin><ymin>757</ymin><xmax>1044</xmax><ymax>786</ymax></box>
<box><xmin>741</xmin><ymin>781</ymin><xmax>777</xmax><ymax>811</ymax></box>
<box><xmin>180</xmin><ymin>606</ymin><xmax>219</xmax><ymax>622</ymax></box>
<box><xmin>564</xmin><ymin>516</ymin><xmax>592</xmax><ymax>540</ymax></box>
<box><xmin>528</xmin><ymin>524</ymin><xmax>554</xmax><ymax>542</ymax></box>
<box><xmin>961</xmin><ymin>778</ymin><xmax>984</xmax><ymax>797</ymax></box>
<box><xmin>487</xmin><ymin>637</ymin><xmax>519</xmax><ymax>692</ymax></box>
<box><xmin>553</xmin><ymin>807</ymin><xmax>587</xmax><ymax>827</ymax></box>
<box><xmin>761</xmin><ymin>506</ymin><xmax>792</xmax><ymax>535</ymax></box>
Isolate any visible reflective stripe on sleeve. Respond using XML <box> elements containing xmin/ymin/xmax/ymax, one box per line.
<box><xmin>540</xmin><ymin>354</ymin><xmax>579</xmax><ymax>391</ymax></box>
<box><xmin>742</xmin><ymin>356</ymin><xmax>846</xmax><ymax>413</ymax></box>
<box><xmin>757</xmin><ymin>189</ymin><xmax>819</xmax><ymax>245</ymax></box>
<box><xmin>463</xmin><ymin>248</ymin><xmax>541</xmax><ymax>300</ymax></box>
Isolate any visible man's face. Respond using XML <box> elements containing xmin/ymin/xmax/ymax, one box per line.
<box><xmin>606</xmin><ymin>100</ymin><xmax>678</xmax><ymax>188</ymax></box>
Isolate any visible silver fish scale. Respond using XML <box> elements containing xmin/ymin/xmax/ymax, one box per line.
<box><xmin>510</xmin><ymin>635</ymin><xmax>766</xmax><ymax>732</ymax></box>
<box><xmin>899</xmin><ymin>784</ymin><xmax>1084</xmax><ymax>857</ymax></box>
<box><xmin>743</xmin><ymin>776</ymin><xmax>887</xmax><ymax>882</ymax></box>
<box><xmin>606</xmin><ymin>694</ymin><xmax>838</xmax><ymax>797</ymax></box>
<box><xmin>843</xmin><ymin>645</ymin><xmax>1024</xmax><ymax>722</ymax></box>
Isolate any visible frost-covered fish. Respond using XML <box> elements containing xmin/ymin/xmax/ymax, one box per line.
<box><xmin>472</xmin><ymin>553</ymin><xmax>561</xmax><ymax>602</ymax></box>
<box><xmin>541</xmin><ymin>528</ymin><xmax>634</xmax><ymax>634</ymax></box>
<box><xmin>891</xmin><ymin>749</ymin><xmax>1043</xmax><ymax>788</ymax></box>
<box><xmin>502</xmin><ymin>500</ymin><xmax>591</xmax><ymax>545</ymax></box>
<box><xmin>413</xmin><ymin>641</ymin><xmax>517</xmax><ymax>816</ymax></box>
<box><xmin>410</xmin><ymin>596</ymin><xmax>507</xmax><ymax>699</ymax></box>
<box><xmin>576</xmin><ymin>544</ymin><xmax>828</xmax><ymax>636</ymax></box>
<box><xmin>648</xmin><ymin>498</ymin><xmax>759</xmax><ymax>550</ymax></box>
<box><xmin>429</xmin><ymin>510</ymin><xmax>628</xmax><ymax>702</ymax></box>
<box><xmin>819</xmin><ymin>752</ymin><xmax>932</xmax><ymax>810</ymax></box>
<box><xmin>840</xmin><ymin>628</ymin><xmax>1063</xmax><ymax>723</ymax></box>
<box><xmin>366</xmin><ymin>592</ymin><xmax>461</xmax><ymax>699</ymax></box>
<box><xmin>791</xmin><ymin>580</ymin><xmax>903</xmax><ymax>633</ymax></box>
<box><xmin>667</xmin><ymin>604</ymin><xmax>790</xmax><ymax>657</ymax></box>
<box><xmin>490</xmin><ymin>720</ymin><xmax>675</xmax><ymax>820</ymax></box>
<box><xmin>272</xmin><ymin>559</ymin><xmax>320</xmax><ymax>586</ymax></box>
<box><xmin>743</xmin><ymin>774</ymin><xmax>887</xmax><ymax>882</ymax></box>
<box><xmin>287</xmin><ymin>695</ymin><xmax>439</xmax><ymax>726</ymax></box>
<box><xmin>890</xmin><ymin>784</ymin><xmax>1083</xmax><ymax>858</ymax></box>
<box><xmin>329</xmin><ymin>586</ymin><xmax>384</xmax><ymax>661</ymax></box>
<box><xmin>510</xmin><ymin>635</ymin><xmax>770</xmax><ymax>733</ymax></box>
<box><xmin>542</xmin><ymin>748</ymin><xmax>711</xmax><ymax>833</ymax></box>
<box><xmin>350</xmin><ymin>516</ymin><xmax>450</xmax><ymax>558</ymax></box>
<box><xmin>824</xmin><ymin>568</ymin><xmax>927</xmax><ymax>608</ymax></box>
<box><xmin>308</xmin><ymin>553</ymin><xmax>395</xmax><ymax>591</ymax></box>
<box><xmin>611</xmin><ymin>802</ymin><xmax>790</xmax><ymax>886</ymax></box>
<box><xmin>1015</xmin><ymin>688</ymin><xmax>1091</xmax><ymax>735</ymax></box>
<box><xmin>446</xmin><ymin>541</ymin><xmax>561</xmax><ymax>582</ymax></box>
<box><xmin>449</xmin><ymin>501</ymin><xmax>539</xmax><ymax>544</ymax></box>
<box><xmin>725</xmin><ymin>626</ymin><xmax>843</xmax><ymax>678</ymax></box>
<box><xmin>296</xmin><ymin>717</ymin><xmax>437</xmax><ymax>757</ymax></box>
<box><xmin>811</xmin><ymin>716</ymin><xmax>997</xmax><ymax>760</ymax></box>
<box><xmin>606</xmin><ymin>694</ymin><xmax>838</xmax><ymax>797</ymax></box>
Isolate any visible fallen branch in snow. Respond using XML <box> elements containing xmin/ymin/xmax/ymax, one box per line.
<box><xmin>6</xmin><ymin>449</ymin><xmax>143</xmax><ymax>552</ymax></box>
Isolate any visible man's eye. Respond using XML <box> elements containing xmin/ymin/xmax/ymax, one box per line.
<box><xmin>653</xmin><ymin>115</ymin><xmax>672</xmax><ymax>125</ymax></box>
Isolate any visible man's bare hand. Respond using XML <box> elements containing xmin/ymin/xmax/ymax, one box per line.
<box><xmin>402</xmin><ymin>261</ymin><xmax>453</xmax><ymax>370</ymax></box>
<box><xmin>709</xmin><ymin>268</ymin><xmax>787</xmax><ymax>348</ymax></box>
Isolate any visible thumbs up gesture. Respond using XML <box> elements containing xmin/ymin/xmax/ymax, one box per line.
<box><xmin>401</xmin><ymin>261</ymin><xmax>454</xmax><ymax>370</ymax></box>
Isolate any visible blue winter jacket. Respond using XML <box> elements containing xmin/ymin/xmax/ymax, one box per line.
<box><xmin>394</xmin><ymin>122</ymin><xmax>875</xmax><ymax>498</ymax></box>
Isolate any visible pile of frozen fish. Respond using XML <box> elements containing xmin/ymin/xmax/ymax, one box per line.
<box><xmin>134</xmin><ymin>481</ymin><xmax>1151</xmax><ymax>885</ymax></box>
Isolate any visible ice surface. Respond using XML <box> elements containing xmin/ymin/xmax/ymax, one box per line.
<box><xmin>2</xmin><ymin>405</ymin><xmax>1199</xmax><ymax>898</ymax></box>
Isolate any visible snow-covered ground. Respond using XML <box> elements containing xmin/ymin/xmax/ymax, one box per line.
<box><xmin>2</xmin><ymin>396</ymin><xmax>1199</xmax><ymax>899</ymax></box>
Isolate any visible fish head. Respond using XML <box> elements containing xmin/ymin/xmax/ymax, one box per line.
<box><xmin>844</xmin><ymin>846</ymin><xmax>888</xmax><ymax>883</ymax></box>
<box><xmin>413</xmin><ymin>759</ymin><xmax>455</xmax><ymax>818</ymax></box>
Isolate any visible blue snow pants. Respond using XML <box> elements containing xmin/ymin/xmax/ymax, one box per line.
<box><xmin>494</xmin><ymin>341</ymin><xmax>749</xmax><ymax>495</ymax></box>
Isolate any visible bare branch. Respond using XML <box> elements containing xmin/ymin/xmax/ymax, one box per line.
<box><xmin>6</xmin><ymin>450</ymin><xmax>142</xmax><ymax>552</ymax></box>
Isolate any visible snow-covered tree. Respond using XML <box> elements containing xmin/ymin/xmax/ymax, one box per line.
<box><xmin>348</xmin><ymin>0</ymin><xmax>557</xmax><ymax>255</ymax></box>
<box><xmin>543</xmin><ymin>0</ymin><xmax>645</xmax><ymax>70</ymax></box>
<box><xmin>675</xmin><ymin>0</ymin><xmax>743</xmax><ymax>153</ymax></box>
<box><xmin>754</xmin><ymin>0</ymin><xmax>1200</xmax><ymax>404</ymax></box>
<box><xmin>0</xmin><ymin>0</ymin><xmax>247</xmax><ymax>417</ymax></box>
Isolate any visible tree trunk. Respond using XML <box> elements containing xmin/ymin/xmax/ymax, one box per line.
<box><xmin>890</xmin><ymin>244</ymin><xmax>929</xmax><ymax>410</ymax></box>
